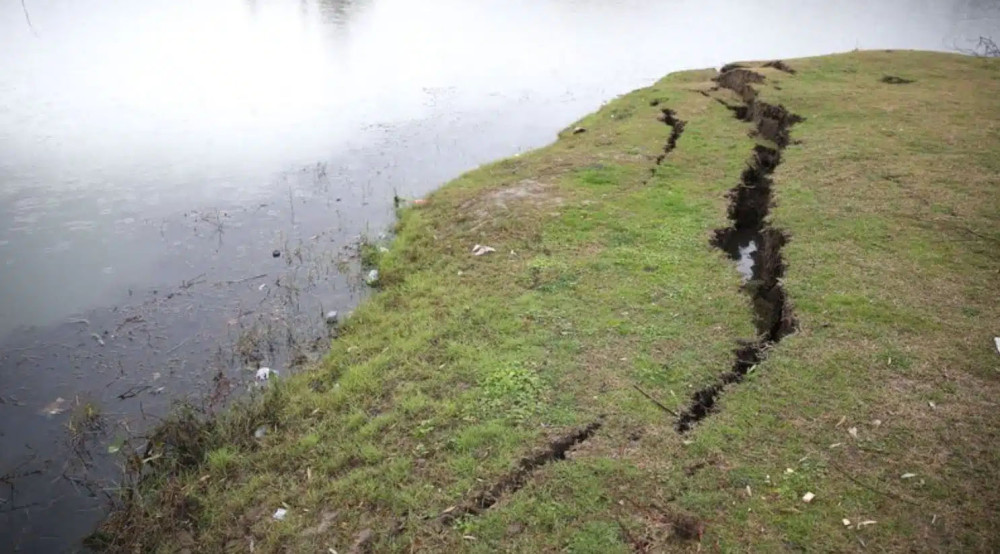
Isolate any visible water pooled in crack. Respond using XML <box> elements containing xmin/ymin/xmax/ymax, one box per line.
<box><xmin>676</xmin><ymin>66</ymin><xmax>802</xmax><ymax>432</ymax></box>
<box><xmin>735</xmin><ymin>240</ymin><xmax>758</xmax><ymax>283</ymax></box>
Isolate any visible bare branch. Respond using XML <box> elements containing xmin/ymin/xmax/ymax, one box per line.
<box><xmin>21</xmin><ymin>0</ymin><xmax>38</xmax><ymax>36</ymax></box>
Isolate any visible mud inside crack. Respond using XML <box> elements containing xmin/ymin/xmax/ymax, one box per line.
<box><xmin>676</xmin><ymin>67</ymin><xmax>802</xmax><ymax>432</ymax></box>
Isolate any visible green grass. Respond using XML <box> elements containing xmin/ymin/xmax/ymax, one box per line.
<box><xmin>97</xmin><ymin>51</ymin><xmax>1000</xmax><ymax>552</ymax></box>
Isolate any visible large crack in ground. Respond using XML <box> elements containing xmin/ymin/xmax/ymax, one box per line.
<box><xmin>676</xmin><ymin>68</ymin><xmax>803</xmax><ymax>432</ymax></box>
<box><xmin>654</xmin><ymin>108</ymin><xmax>686</xmax><ymax>165</ymax></box>
<box><xmin>644</xmin><ymin>104</ymin><xmax>686</xmax><ymax>183</ymax></box>
<box><xmin>439</xmin><ymin>421</ymin><xmax>602</xmax><ymax>525</ymax></box>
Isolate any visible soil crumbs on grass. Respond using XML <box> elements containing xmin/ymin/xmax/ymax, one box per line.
<box><xmin>96</xmin><ymin>51</ymin><xmax>1000</xmax><ymax>553</ymax></box>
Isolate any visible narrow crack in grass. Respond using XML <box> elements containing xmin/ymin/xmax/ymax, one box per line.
<box><xmin>644</xmin><ymin>106</ymin><xmax>686</xmax><ymax>184</ymax></box>
<box><xmin>439</xmin><ymin>420</ymin><xmax>602</xmax><ymax>524</ymax></box>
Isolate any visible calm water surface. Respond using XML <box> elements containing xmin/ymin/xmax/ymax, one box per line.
<box><xmin>1</xmin><ymin>0</ymin><xmax>997</xmax><ymax>550</ymax></box>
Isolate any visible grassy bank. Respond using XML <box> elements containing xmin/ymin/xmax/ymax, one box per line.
<box><xmin>97</xmin><ymin>51</ymin><xmax>1000</xmax><ymax>552</ymax></box>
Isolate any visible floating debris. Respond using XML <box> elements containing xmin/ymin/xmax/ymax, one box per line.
<box><xmin>40</xmin><ymin>397</ymin><xmax>67</xmax><ymax>416</ymax></box>
<box><xmin>325</xmin><ymin>311</ymin><xmax>339</xmax><ymax>325</ymax></box>
<box><xmin>272</xmin><ymin>250</ymin><xmax>281</xmax><ymax>258</ymax></box>
<box><xmin>255</xmin><ymin>367</ymin><xmax>278</xmax><ymax>383</ymax></box>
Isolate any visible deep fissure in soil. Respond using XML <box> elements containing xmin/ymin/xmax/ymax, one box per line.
<box><xmin>654</xmin><ymin>108</ymin><xmax>687</xmax><ymax>166</ymax></box>
<box><xmin>676</xmin><ymin>68</ymin><xmax>802</xmax><ymax>432</ymax></box>
<box><xmin>439</xmin><ymin>421</ymin><xmax>602</xmax><ymax>524</ymax></box>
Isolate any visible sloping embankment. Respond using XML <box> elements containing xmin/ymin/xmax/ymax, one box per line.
<box><xmin>96</xmin><ymin>51</ymin><xmax>1000</xmax><ymax>553</ymax></box>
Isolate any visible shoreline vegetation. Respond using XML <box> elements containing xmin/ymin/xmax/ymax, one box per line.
<box><xmin>94</xmin><ymin>51</ymin><xmax>1000</xmax><ymax>552</ymax></box>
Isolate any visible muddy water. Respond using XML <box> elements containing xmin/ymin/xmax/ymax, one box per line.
<box><xmin>1</xmin><ymin>0</ymin><xmax>997</xmax><ymax>550</ymax></box>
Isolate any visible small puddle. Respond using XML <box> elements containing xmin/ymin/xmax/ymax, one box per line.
<box><xmin>715</xmin><ymin>230</ymin><xmax>759</xmax><ymax>284</ymax></box>
<box><xmin>676</xmin><ymin>66</ymin><xmax>802</xmax><ymax>432</ymax></box>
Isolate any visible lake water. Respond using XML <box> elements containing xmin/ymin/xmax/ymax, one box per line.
<box><xmin>1</xmin><ymin>0</ymin><xmax>997</xmax><ymax>550</ymax></box>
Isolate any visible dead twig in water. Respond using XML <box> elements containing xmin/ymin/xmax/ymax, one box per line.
<box><xmin>180</xmin><ymin>273</ymin><xmax>207</xmax><ymax>289</ymax></box>
<box><xmin>222</xmin><ymin>273</ymin><xmax>268</xmax><ymax>285</ymax></box>
<box><xmin>117</xmin><ymin>385</ymin><xmax>151</xmax><ymax>400</ymax></box>
<box><xmin>632</xmin><ymin>384</ymin><xmax>679</xmax><ymax>417</ymax></box>
<box><xmin>164</xmin><ymin>337</ymin><xmax>192</xmax><ymax>355</ymax></box>
<box><xmin>21</xmin><ymin>0</ymin><xmax>37</xmax><ymax>36</ymax></box>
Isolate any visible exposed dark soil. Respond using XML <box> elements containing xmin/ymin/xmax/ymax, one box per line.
<box><xmin>881</xmin><ymin>75</ymin><xmax>915</xmax><ymax>85</ymax></box>
<box><xmin>439</xmin><ymin>421</ymin><xmax>602</xmax><ymax>524</ymax></box>
<box><xmin>719</xmin><ymin>63</ymin><xmax>748</xmax><ymax>73</ymax></box>
<box><xmin>763</xmin><ymin>60</ymin><xmax>796</xmax><ymax>74</ymax></box>
<box><xmin>676</xmin><ymin>67</ymin><xmax>802</xmax><ymax>432</ymax></box>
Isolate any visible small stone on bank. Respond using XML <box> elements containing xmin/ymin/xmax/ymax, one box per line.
<box><xmin>572</xmin><ymin>126</ymin><xmax>586</xmax><ymax>134</ymax></box>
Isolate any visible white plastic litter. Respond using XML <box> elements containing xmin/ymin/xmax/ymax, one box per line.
<box><xmin>40</xmin><ymin>397</ymin><xmax>67</xmax><ymax>416</ymax></box>
<box><xmin>325</xmin><ymin>311</ymin><xmax>339</xmax><ymax>325</ymax></box>
<box><xmin>272</xmin><ymin>508</ymin><xmax>287</xmax><ymax>521</ymax></box>
<box><xmin>256</xmin><ymin>367</ymin><xmax>278</xmax><ymax>382</ymax></box>
<box><xmin>365</xmin><ymin>269</ymin><xmax>379</xmax><ymax>285</ymax></box>
<box><xmin>254</xmin><ymin>426</ymin><xmax>268</xmax><ymax>439</ymax></box>
<box><xmin>994</xmin><ymin>337</ymin><xmax>1000</xmax><ymax>355</ymax></box>
<box><xmin>471</xmin><ymin>244</ymin><xmax>496</xmax><ymax>256</ymax></box>
<box><xmin>802</xmin><ymin>492</ymin><xmax>815</xmax><ymax>503</ymax></box>
<box><xmin>858</xmin><ymin>520</ymin><xmax>877</xmax><ymax>528</ymax></box>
